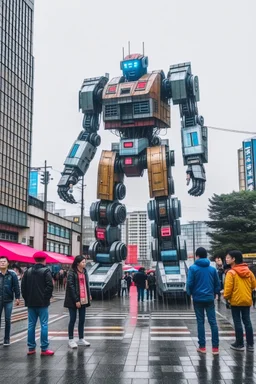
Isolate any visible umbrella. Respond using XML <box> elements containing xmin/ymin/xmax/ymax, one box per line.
<box><xmin>133</xmin><ymin>265</ymin><xmax>145</xmax><ymax>270</ymax></box>
<box><xmin>125</xmin><ymin>268</ymin><xmax>138</xmax><ymax>273</ymax></box>
<box><xmin>146</xmin><ymin>269</ymin><xmax>156</xmax><ymax>274</ymax></box>
<box><xmin>123</xmin><ymin>264</ymin><xmax>133</xmax><ymax>270</ymax></box>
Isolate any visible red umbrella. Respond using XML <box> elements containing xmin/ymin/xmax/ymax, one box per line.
<box><xmin>146</xmin><ymin>269</ymin><xmax>156</xmax><ymax>274</ymax></box>
<box><xmin>133</xmin><ymin>265</ymin><xmax>145</xmax><ymax>270</ymax></box>
<box><xmin>123</xmin><ymin>264</ymin><xmax>133</xmax><ymax>270</ymax></box>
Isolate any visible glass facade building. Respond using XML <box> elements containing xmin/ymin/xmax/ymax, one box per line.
<box><xmin>180</xmin><ymin>221</ymin><xmax>213</xmax><ymax>258</ymax></box>
<box><xmin>0</xmin><ymin>0</ymin><xmax>34</xmax><ymax>227</ymax></box>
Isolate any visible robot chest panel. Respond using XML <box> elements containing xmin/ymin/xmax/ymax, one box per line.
<box><xmin>102</xmin><ymin>73</ymin><xmax>170</xmax><ymax>130</ymax></box>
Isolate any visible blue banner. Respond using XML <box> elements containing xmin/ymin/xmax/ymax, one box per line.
<box><xmin>252</xmin><ymin>138</ymin><xmax>256</xmax><ymax>190</ymax></box>
<box><xmin>243</xmin><ymin>140</ymin><xmax>254</xmax><ymax>191</ymax></box>
<box><xmin>29</xmin><ymin>170</ymin><xmax>38</xmax><ymax>197</ymax></box>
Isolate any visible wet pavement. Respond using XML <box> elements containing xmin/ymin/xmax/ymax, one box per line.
<box><xmin>1</xmin><ymin>286</ymin><xmax>256</xmax><ymax>383</ymax></box>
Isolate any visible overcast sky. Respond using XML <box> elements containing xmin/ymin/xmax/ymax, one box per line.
<box><xmin>32</xmin><ymin>0</ymin><xmax>256</xmax><ymax>223</ymax></box>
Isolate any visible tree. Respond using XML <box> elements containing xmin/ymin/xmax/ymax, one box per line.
<box><xmin>206</xmin><ymin>191</ymin><xmax>256</xmax><ymax>258</ymax></box>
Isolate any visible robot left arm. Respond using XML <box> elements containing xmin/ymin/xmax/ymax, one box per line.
<box><xmin>163</xmin><ymin>63</ymin><xmax>208</xmax><ymax>196</ymax></box>
<box><xmin>58</xmin><ymin>76</ymin><xmax>108</xmax><ymax>203</ymax></box>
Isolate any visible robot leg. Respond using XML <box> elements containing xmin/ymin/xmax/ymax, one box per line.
<box><xmin>147</xmin><ymin>145</ymin><xmax>187</xmax><ymax>296</ymax></box>
<box><xmin>89</xmin><ymin>150</ymin><xmax>127</xmax><ymax>263</ymax></box>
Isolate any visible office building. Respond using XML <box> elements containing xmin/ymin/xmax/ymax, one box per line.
<box><xmin>0</xmin><ymin>0</ymin><xmax>34</xmax><ymax>232</ymax></box>
<box><xmin>180</xmin><ymin>221</ymin><xmax>212</xmax><ymax>258</ymax></box>
<box><xmin>122</xmin><ymin>211</ymin><xmax>151</xmax><ymax>268</ymax></box>
<box><xmin>18</xmin><ymin>196</ymin><xmax>81</xmax><ymax>256</ymax></box>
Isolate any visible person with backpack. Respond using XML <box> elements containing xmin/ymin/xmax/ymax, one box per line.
<box><xmin>224</xmin><ymin>250</ymin><xmax>256</xmax><ymax>352</ymax></box>
<box><xmin>147</xmin><ymin>272</ymin><xmax>156</xmax><ymax>301</ymax></box>
<box><xmin>21</xmin><ymin>252</ymin><xmax>54</xmax><ymax>356</ymax></box>
<box><xmin>0</xmin><ymin>256</ymin><xmax>20</xmax><ymax>346</ymax></box>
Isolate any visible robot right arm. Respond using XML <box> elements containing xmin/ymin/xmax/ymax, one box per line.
<box><xmin>163</xmin><ymin>63</ymin><xmax>208</xmax><ymax>197</ymax></box>
<box><xmin>58</xmin><ymin>76</ymin><xmax>108</xmax><ymax>203</ymax></box>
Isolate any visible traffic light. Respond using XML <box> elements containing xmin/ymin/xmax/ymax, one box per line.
<box><xmin>40</xmin><ymin>171</ymin><xmax>50</xmax><ymax>185</ymax></box>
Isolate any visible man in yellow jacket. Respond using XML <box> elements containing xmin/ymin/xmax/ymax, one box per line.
<box><xmin>224</xmin><ymin>250</ymin><xmax>256</xmax><ymax>352</ymax></box>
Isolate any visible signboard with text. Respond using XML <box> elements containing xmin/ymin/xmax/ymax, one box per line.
<box><xmin>29</xmin><ymin>170</ymin><xmax>38</xmax><ymax>197</ymax></box>
<box><xmin>126</xmin><ymin>245</ymin><xmax>138</xmax><ymax>264</ymax></box>
<box><xmin>243</xmin><ymin>140</ymin><xmax>254</xmax><ymax>191</ymax></box>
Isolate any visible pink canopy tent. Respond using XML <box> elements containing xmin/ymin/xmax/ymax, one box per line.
<box><xmin>42</xmin><ymin>251</ymin><xmax>74</xmax><ymax>265</ymax></box>
<box><xmin>0</xmin><ymin>241</ymin><xmax>74</xmax><ymax>265</ymax></box>
<box><xmin>0</xmin><ymin>241</ymin><xmax>36</xmax><ymax>263</ymax></box>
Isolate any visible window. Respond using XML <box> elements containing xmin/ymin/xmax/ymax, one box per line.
<box><xmin>186</xmin><ymin>132</ymin><xmax>199</xmax><ymax>147</ymax></box>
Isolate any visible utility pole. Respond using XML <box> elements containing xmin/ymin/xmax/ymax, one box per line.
<box><xmin>39</xmin><ymin>160</ymin><xmax>52</xmax><ymax>251</ymax></box>
<box><xmin>80</xmin><ymin>176</ymin><xmax>85</xmax><ymax>255</ymax></box>
<box><xmin>192</xmin><ymin>220</ymin><xmax>196</xmax><ymax>261</ymax></box>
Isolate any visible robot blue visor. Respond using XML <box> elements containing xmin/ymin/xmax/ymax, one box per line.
<box><xmin>122</xmin><ymin>60</ymin><xmax>140</xmax><ymax>70</ymax></box>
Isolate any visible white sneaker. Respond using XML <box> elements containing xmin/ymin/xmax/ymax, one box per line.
<box><xmin>77</xmin><ymin>339</ymin><xmax>90</xmax><ymax>347</ymax></box>
<box><xmin>68</xmin><ymin>339</ymin><xmax>78</xmax><ymax>349</ymax></box>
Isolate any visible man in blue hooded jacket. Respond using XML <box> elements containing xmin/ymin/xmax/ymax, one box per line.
<box><xmin>187</xmin><ymin>247</ymin><xmax>220</xmax><ymax>355</ymax></box>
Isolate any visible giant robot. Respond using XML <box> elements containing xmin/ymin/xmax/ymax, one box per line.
<box><xmin>58</xmin><ymin>51</ymin><xmax>208</xmax><ymax>299</ymax></box>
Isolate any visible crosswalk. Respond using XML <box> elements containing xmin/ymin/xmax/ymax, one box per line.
<box><xmin>6</xmin><ymin>306</ymin><xmax>256</xmax><ymax>345</ymax></box>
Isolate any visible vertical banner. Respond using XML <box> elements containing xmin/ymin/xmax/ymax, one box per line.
<box><xmin>29</xmin><ymin>170</ymin><xmax>38</xmax><ymax>197</ymax></box>
<box><xmin>252</xmin><ymin>138</ymin><xmax>256</xmax><ymax>190</ymax></box>
<box><xmin>243</xmin><ymin>140</ymin><xmax>254</xmax><ymax>191</ymax></box>
<box><xmin>127</xmin><ymin>245</ymin><xmax>138</xmax><ymax>264</ymax></box>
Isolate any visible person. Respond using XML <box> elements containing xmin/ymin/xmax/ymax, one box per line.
<box><xmin>214</xmin><ymin>257</ymin><xmax>224</xmax><ymax>301</ymax></box>
<box><xmin>0</xmin><ymin>256</ymin><xmax>20</xmax><ymax>346</ymax></box>
<box><xmin>121</xmin><ymin>276</ymin><xmax>127</xmax><ymax>297</ymax></box>
<box><xmin>133</xmin><ymin>267</ymin><xmax>148</xmax><ymax>302</ymax></box>
<box><xmin>252</xmin><ymin>289</ymin><xmax>256</xmax><ymax>309</ymax></box>
<box><xmin>64</xmin><ymin>255</ymin><xmax>91</xmax><ymax>349</ymax></box>
<box><xmin>21</xmin><ymin>251</ymin><xmax>54</xmax><ymax>356</ymax></box>
<box><xmin>58</xmin><ymin>269</ymin><xmax>64</xmax><ymax>290</ymax></box>
<box><xmin>223</xmin><ymin>250</ymin><xmax>256</xmax><ymax>352</ymax></box>
<box><xmin>186</xmin><ymin>247</ymin><xmax>220</xmax><ymax>355</ymax></box>
<box><xmin>147</xmin><ymin>272</ymin><xmax>156</xmax><ymax>301</ymax></box>
<box><xmin>124</xmin><ymin>272</ymin><xmax>132</xmax><ymax>296</ymax></box>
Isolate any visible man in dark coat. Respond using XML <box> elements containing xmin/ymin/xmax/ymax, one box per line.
<box><xmin>133</xmin><ymin>267</ymin><xmax>148</xmax><ymax>302</ymax></box>
<box><xmin>21</xmin><ymin>252</ymin><xmax>53</xmax><ymax>356</ymax></box>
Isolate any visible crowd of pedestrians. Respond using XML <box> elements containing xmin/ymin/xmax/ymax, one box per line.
<box><xmin>119</xmin><ymin>268</ymin><xmax>157</xmax><ymax>302</ymax></box>
<box><xmin>0</xmin><ymin>246</ymin><xmax>256</xmax><ymax>359</ymax></box>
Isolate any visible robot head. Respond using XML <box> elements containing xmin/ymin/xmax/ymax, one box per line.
<box><xmin>120</xmin><ymin>53</ymin><xmax>148</xmax><ymax>81</ymax></box>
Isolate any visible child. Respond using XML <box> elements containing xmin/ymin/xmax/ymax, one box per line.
<box><xmin>121</xmin><ymin>277</ymin><xmax>127</xmax><ymax>297</ymax></box>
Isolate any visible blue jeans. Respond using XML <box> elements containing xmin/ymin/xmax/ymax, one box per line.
<box><xmin>68</xmin><ymin>306</ymin><xmax>86</xmax><ymax>339</ymax></box>
<box><xmin>28</xmin><ymin>307</ymin><xmax>49</xmax><ymax>351</ymax></box>
<box><xmin>193</xmin><ymin>301</ymin><xmax>219</xmax><ymax>348</ymax></box>
<box><xmin>0</xmin><ymin>301</ymin><xmax>13</xmax><ymax>342</ymax></box>
<box><xmin>231</xmin><ymin>306</ymin><xmax>254</xmax><ymax>346</ymax></box>
<box><xmin>137</xmin><ymin>287</ymin><xmax>145</xmax><ymax>302</ymax></box>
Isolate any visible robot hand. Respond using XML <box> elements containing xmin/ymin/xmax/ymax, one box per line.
<box><xmin>186</xmin><ymin>164</ymin><xmax>206</xmax><ymax>196</ymax></box>
<box><xmin>57</xmin><ymin>171</ymin><xmax>78</xmax><ymax>204</ymax></box>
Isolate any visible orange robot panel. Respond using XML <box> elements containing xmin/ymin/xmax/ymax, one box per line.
<box><xmin>97</xmin><ymin>150</ymin><xmax>123</xmax><ymax>201</ymax></box>
<box><xmin>147</xmin><ymin>145</ymin><xmax>169</xmax><ymax>198</ymax></box>
<box><xmin>102</xmin><ymin>71</ymin><xmax>170</xmax><ymax>129</ymax></box>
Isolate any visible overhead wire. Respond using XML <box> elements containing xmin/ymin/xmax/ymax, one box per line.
<box><xmin>207</xmin><ymin>126</ymin><xmax>256</xmax><ymax>135</ymax></box>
